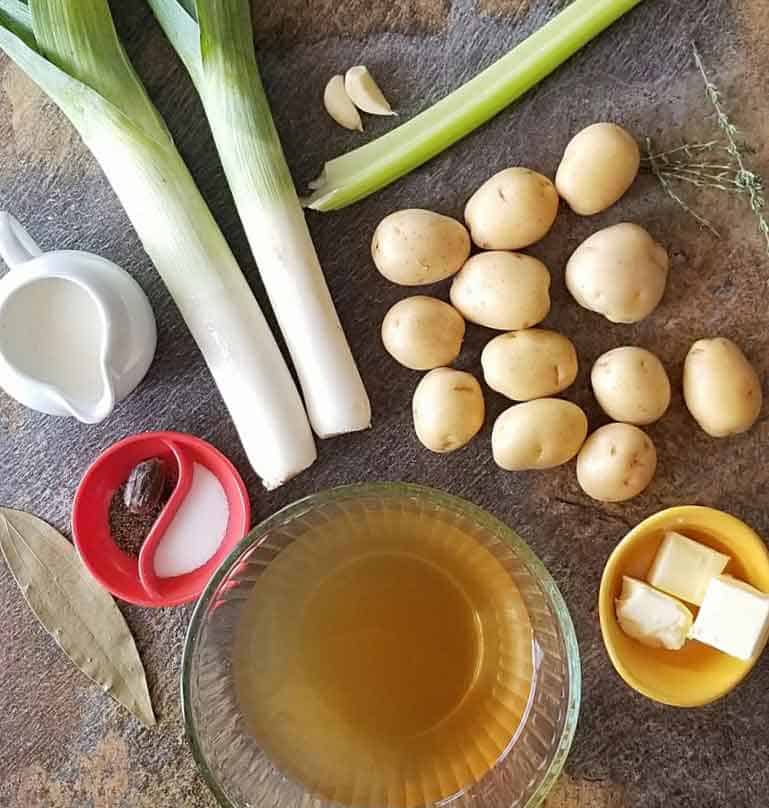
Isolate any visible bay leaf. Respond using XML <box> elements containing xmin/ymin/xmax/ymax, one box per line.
<box><xmin>0</xmin><ymin>507</ymin><xmax>156</xmax><ymax>727</ymax></box>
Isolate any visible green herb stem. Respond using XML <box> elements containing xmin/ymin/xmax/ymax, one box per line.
<box><xmin>645</xmin><ymin>137</ymin><xmax>721</xmax><ymax>237</ymax></box>
<box><xmin>646</xmin><ymin>45</ymin><xmax>769</xmax><ymax>253</ymax></box>
<box><xmin>306</xmin><ymin>0</ymin><xmax>644</xmax><ymax>211</ymax></box>
<box><xmin>692</xmin><ymin>44</ymin><xmax>769</xmax><ymax>252</ymax></box>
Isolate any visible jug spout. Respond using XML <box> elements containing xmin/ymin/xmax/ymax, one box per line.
<box><xmin>56</xmin><ymin>387</ymin><xmax>117</xmax><ymax>424</ymax></box>
<box><xmin>56</xmin><ymin>361</ymin><xmax>117</xmax><ymax>424</ymax></box>
<box><xmin>0</xmin><ymin>212</ymin><xmax>43</xmax><ymax>270</ymax></box>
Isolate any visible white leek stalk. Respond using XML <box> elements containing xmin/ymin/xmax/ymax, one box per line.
<box><xmin>147</xmin><ymin>0</ymin><xmax>371</xmax><ymax>438</ymax></box>
<box><xmin>0</xmin><ymin>0</ymin><xmax>317</xmax><ymax>489</ymax></box>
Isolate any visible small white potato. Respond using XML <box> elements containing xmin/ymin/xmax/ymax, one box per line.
<box><xmin>565</xmin><ymin>223</ymin><xmax>668</xmax><ymax>323</ymax></box>
<box><xmin>555</xmin><ymin>122</ymin><xmax>640</xmax><ymax>215</ymax></box>
<box><xmin>576</xmin><ymin>423</ymin><xmax>657</xmax><ymax>502</ymax></box>
<box><xmin>492</xmin><ymin>399</ymin><xmax>588</xmax><ymax>470</ymax></box>
<box><xmin>381</xmin><ymin>296</ymin><xmax>465</xmax><ymax>370</ymax></box>
<box><xmin>450</xmin><ymin>251</ymin><xmax>551</xmax><ymax>330</ymax></box>
<box><xmin>464</xmin><ymin>167</ymin><xmax>559</xmax><ymax>250</ymax></box>
<box><xmin>371</xmin><ymin>209</ymin><xmax>470</xmax><ymax>286</ymax></box>
<box><xmin>591</xmin><ymin>346</ymin><xmax>671</xmax><ymax>425</ymax></box>
<box><xmin>413</xmin><ymin>368</ymin><xmax>484</xmax><ymax>453</ymax></box>
<box><xmin>482</xmin><ymin>328</ymin><xmax>578</xmax><ymax>401</ymax></box>
<box><xmin>683</xmin><ymin>337</ymin><xmax>762</xmax><ymax>437</ymax></box>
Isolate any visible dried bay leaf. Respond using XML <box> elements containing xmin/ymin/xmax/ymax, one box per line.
<box><xmin>0</xmin><ymin>507</ymin><xmax>156</xmax><ymax>727</ymax></box>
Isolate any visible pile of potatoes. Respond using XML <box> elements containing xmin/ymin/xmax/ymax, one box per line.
<box><xmin>372</xmin><ymin>122</ymin><xmax>763</xmax><ymax>503</ymax></box>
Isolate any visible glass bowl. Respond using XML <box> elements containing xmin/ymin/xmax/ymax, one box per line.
<box><xmin>182</xmin><ymin>483</ymin><xmax>580</xmax><ymax>808</ymax></box>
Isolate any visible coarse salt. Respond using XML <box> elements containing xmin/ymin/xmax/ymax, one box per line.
<box><xmin>153</xmin><ymin>462</ymin><xmax>229</xmax><ymax>578</ymax></box>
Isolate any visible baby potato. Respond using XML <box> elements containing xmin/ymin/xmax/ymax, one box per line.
<box><xmin>371</xmin><ymin>209</ymin><xmax>471</xmax><ymax>286</ymax></box>
<box><xmin>591</xmin><ymin>346</ymin><xmax>671</xmax><ymax>425</ymax></box>
<box><xmin>683</xmin><ymin>337</ymin><xmax>762</xmax><ymax>437</ymax></box>
<box><xmin>565</xmin><ymin>223</ymin><xmax>668</xmax><ymax>323</ymax></box>
<box><xmin>381</xmin><ymin>296</ymin><xmax>465</xmax><ymax>370</ymax></box>
<box><xmin>450</xmin><ymin>251</ymin><xmax>551</xmax><ymax>330</ymax></box>
<box><xmin>492</xmin><ymin>399</ymin><xmax>588</xmax><ymax>470</ymax></box>
<box><xmin>464</xmin><ymin>167</ymin><xmax>559</xmax><ymax>250</ymax></box>
<box><xmin>555</xmin><ymin>122</ymin><xmax>640</xmax><ymax>215</ymax></box>
<box><xmin>576</xmin><ymin>423</ymin><xmax>657</xmax><ymax>502</ymax></box>
<box><xmin>482</xmin><ymin>328</ymin><xmax>578</xmax><ymax>401</ymax></box>
<box><xmin>413</xmin><ymin>368</ymin><xmax>485</xmax><ymax>453</ymax></box>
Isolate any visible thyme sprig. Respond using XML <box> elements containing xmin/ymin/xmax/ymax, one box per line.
<box><xmin>644</xmin><ymin>138</ymin><xmax>720</xmax><ymax>236</ymax></box>
<box><xmin>642</xmin><ymin>44</ymin><xmax>769</xmax><ymax>254</ymax></box>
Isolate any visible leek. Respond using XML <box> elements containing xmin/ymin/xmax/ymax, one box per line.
<box><xmin>306</xmin><ymin>0</ymin><xmax>645</xmax><ymax>211</ymax></box>
<box><xmin>146</xmin><ymin>0</ymin><xmax>371</xmax><ymax>438</ymax></box>
<box><xmin>0</xmin><ymin>0</ymin><xmax>317</xmax><ymax>489</ymax></box>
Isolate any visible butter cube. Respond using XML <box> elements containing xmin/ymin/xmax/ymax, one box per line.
<box><xmin>616</xmin><ymin>576</ymin><xmax>693</xmax><ymax>650</ymax></box>
<box><xmin>689</xmin><ymin>575</ymin><xmax>769</xmax><ymax>661</ymax></box>
<box><xmin>647</xmin><ymin>531</ymin><xmax>730</xmax><ymax>605</ymax></box>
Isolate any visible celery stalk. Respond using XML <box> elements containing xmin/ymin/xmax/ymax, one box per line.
<box><xmin>0</xmin><ymin>0</ymin><xmax>318</xmax><ymax>489</ymax></box>
<box><xmin>306</xmin><ymin>0</ymin><xmax>644</xmax><ymax>211</ymax></box>
<box><xmin>147</xmin><ymin>0</ymin><xmax>371</xmax><ymax>439</ymax></box>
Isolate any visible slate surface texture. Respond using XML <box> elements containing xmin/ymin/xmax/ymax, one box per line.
<box><xmin>1</xmin><ymin>1</ymin><xmax>768</xmax><ymax>806</ymax></box>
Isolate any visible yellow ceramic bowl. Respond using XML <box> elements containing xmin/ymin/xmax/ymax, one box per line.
<box><xmin>599</xmin><ymin>506</ymin><xmax>769</xmax><ymax>707</ymax></box>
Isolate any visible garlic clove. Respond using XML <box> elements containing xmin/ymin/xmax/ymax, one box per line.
<box><xmin>344</xmin><ymin>65</ymin><xmax>396</xmax><ymax>116</ymax></box>
<box><xmin>323</xmin><ymin>75</ymin><xmax>363</xmax><ymax>131</ymax></box>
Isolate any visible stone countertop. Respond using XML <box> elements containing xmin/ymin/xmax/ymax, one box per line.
<box><xmin>1</xmin><ymin>1</ymin><xmax>768</xmax><ymax>806</ymax></box>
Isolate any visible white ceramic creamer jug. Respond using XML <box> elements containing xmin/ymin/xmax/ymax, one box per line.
<box><xmin>0</xmin><ymin>212</ymin><xmax>157</xmax><ymax>423</ymax></box>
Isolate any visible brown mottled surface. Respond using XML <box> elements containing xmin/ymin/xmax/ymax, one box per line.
<box><xmin>251</xmin><ymin>0</ymin><xmax>450</xmax><ymax>46</ymax></box>
<box><xmin>544</xmin><ymin>776</ymin><xmax>625</xmax><ymax>808</ymax></box>
<box><xmin>478</xmin><ymin>0</ymin><xmax>529</xmax><ymax>19</ymax></box>
<box><xmin>1</xmin><ymin>1</ymin><xmax>768</xmax><ymax>806</ymax></box>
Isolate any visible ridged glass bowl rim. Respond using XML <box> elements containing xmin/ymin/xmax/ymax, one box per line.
<box><xmin>181</xmin><ymin>482</ymin><xmax>581</xmax><ymax>808</ymax></box>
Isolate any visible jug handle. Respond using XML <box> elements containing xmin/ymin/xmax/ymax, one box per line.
<box><xmin>0</xmin><ymin>212</ymin><xmax>43</xmax><ymax>270</ymax></box>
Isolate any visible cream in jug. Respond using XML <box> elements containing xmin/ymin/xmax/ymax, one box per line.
<box><xmin>0</xmin><ymin>212</ymin><xmax>156</xmax><ymax>423</ymax></box>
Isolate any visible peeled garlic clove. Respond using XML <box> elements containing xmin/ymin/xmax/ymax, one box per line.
<box><xmin>323</xmin><ymin>75</ymin><xmax>363</xmax><ymax>131</ymax></box>
<box><xmin>344</xmin><ymin>65</ymin><xmax>396</xmax><ymax>116</ymax></box>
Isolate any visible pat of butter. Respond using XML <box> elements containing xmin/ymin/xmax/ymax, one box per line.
<box><xmin>689</xmin><ymin>575</ymin><xmax>769</xmax><ymax>661</ymax></box>
<box><xmin>615</xmin><ymin>576</ymin><xmax>693</xmax><ymax>650</ymax></box>
<box><xmin>647</xmin><ymin>531</ymin><xmax>730</xmax><ymax>605</ymax></box>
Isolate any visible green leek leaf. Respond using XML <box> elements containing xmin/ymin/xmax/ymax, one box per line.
<box><xmin>0</xmin><ymin>0</ymin><xmax>35</xmax><ymax>48</ymax></box>
<box><xmin>29</xmin><ymin>0</ymin><xmax>169</xmax><ymax>141</ymax></box>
